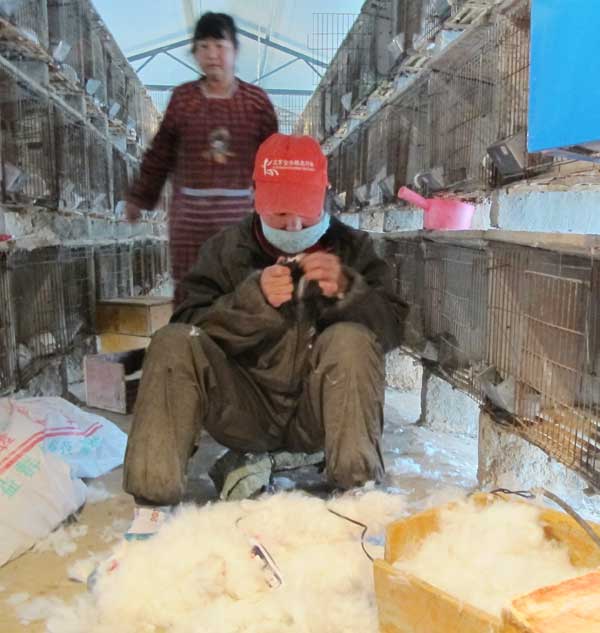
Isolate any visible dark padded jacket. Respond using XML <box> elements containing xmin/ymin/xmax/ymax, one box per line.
<box><xmin>172</xmin><ymin>214</ymin><xmax>407</xmax><ymax>395</ymax></box>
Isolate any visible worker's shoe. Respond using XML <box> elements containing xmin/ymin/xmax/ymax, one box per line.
<box><xmin>209</xmin><ymin>450</ymin><xmax>325</xmax><ymax>501</ymax></box>
<box><xmin>209</xmin><ymin>451</ymin><xmax>274</xmax><ymax>501</ymax></box>
<box><xmin>124</xmin><ymin>505</ymin><xmax>172</xmax><ymax>541</ymax></box>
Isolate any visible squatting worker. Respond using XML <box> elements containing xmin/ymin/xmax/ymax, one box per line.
<box><xmin>121</xmin><ymin>133</ymin><xmax>408</xmax><ymax>539</ymax></box>
<box><xmin>125</xmin><ymin>12</ymin><xmax>278</xmax><ymax>304</ymax></box>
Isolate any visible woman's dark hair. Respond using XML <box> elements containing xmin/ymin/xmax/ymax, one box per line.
<box><xmin>192</xmin><ymin>12</ymin><xmax>239</xmax><ymax>51</ymax></box>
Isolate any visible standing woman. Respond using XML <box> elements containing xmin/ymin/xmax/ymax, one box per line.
<box><xmin>125</xmin><ymin>12</ymin><xmax>278</xmax><ymax>304</ymax></box>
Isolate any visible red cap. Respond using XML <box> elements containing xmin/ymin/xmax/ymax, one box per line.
<box><xmin>253</xmin><ymin>133</ymin><xmax>328</xmax><ymax>219</ymax></box>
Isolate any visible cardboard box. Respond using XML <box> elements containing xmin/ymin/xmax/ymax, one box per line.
<box><xmin>84</xmin><ymin>348</ymin><xmax>145</xmax><ymax>414</ymax></box>
<box><xmin>96</xmin><ymin>296</ymin><xmax>173</xmax><ymax>337</ymax></box>
<box><xmin>373</xmin><ymin>494</ymin><xmax>600</xmax><ymax>633</ymax></box>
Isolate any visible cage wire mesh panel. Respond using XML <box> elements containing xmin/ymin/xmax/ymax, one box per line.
<box><xmin>422</xmin><ymin>241</ymin><xmax>488</xmax><ymax>393</ymax></box>
<box><xmin>54</xmin><ymin>107</ymin><xmax>90</xmax><ymax>211</ymax></box>
<box><xmin>95</xmin><ymin>244</ymin><xmax>121</xmax><ymax>300</ymax></box>
<box><xmin>115</xmin><ymin>243</ymin><xmax>132</xmax><ymax>296</ymax></box>
<box><xmin>309</xmin><ymin>13</ymin><xmax>358</xmax><ymax>79</ymax></box>
<box><xmin>83</xmin><ymin>12</ymin><xmax>107</xmax><ymax>104</ymax></box>
<box><xmin>0</xmin><ymin>252</ymin><xmax>17</xmax><ymax>393</ymax></box>
<box><xmin>320</xmin><ymin>0</ymin><xmax>559</xmax><ymax>198</ymax></box>
<box><xmin>388</xmin><ymin>80</ymin><xmax>429</xmax><ymax>192</ymax></box>
<box><xmin>2</xmin><ymin>0</ymin><xmax>49</xmax><ymax>49</ymax></box>
<box><xmin>147</xmin><ymin>88</ymin><xmax>172</xmax><ymax>113</ymax></box>
<box><xmin>385</xmin><ymin>235</ymin><xmax>600</xmax><ymax>488</ymax></box>
<box><xmin>132</xmin><ymin>241</ymin><xmax>145</xmax><ymax>294</ymax></box>
<box><xmin>60</xmin><ymin>246</ymin><xmax>95</xmax><ymax>346</ymax></box>
<box><xmin>494</xmin><ymin>1</ymin><xmax>553</xmax><ymax>178</ymax></box>
<box><xmin>270</xmin><ymin>93</ymin><xmax>310</xmax><ymax>135</ymax></box>
<box><xmin>0</xmin><ymin>78</ymin><xmax>57</xmax><ymax>205</ymax></box>
<box><xmin>388</xmin><ymin>237</ymin><xmax>426</xmax><ymax>350</ymax></box>
<box><xmin>87</xmin><ymin>120</ymin><xmax>111</xmax><ymax>213</ymax></box>
<box><xmin>427</xmin><ymin>22</ymin><xmax>497</xmax><ymax>190</ymax></box>
<box><xmin>112</xmin><ymin>148</ymin><xmax>129</xmax><ymax>210</ymax></box>
<box><xmin>419</xmin><ymin>0</ymin><xmax>452</xmax><ymax>45</ymax></box>
<box><xmin>396</xmin><ymin>0</ymin><xmax>427</xmax><ymax>53</ymax></box>
<box><xmin>8</xmin><ymin>248</ymin><xmax>67</xmax><ymax>383</ymax></box>
<box><xmin>139</xmin><ymin>92</ymin><xmax>160</xmax><ymax>146</ymax></box>
<box><xmin>517</xmin><ymin>249</ymin><xmax>599</xmax><ymax>479</ymax></box>
<box><xmin>47</xmin><ymin>0</ymin><xmax>86</xmax><ymax>85</ymax></box>
<box><xmin>343</xmin><ymin>137</ymin><xmax>357</xmax><ymax>207</ymax></box>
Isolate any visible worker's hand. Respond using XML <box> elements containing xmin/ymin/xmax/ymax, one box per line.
<box><xmin>260</xmin><ymin>264</ymin><xmax>293</xmax><ymax>308</ymax></box>
<box><xmin>125</xmin><ymin>202</ymin><xmax>142</xmax><ymax>223</ymax></box>
<box><xmin>300</xmin><ymin>252</ymin><xmax>348</xmax><ymax>298</ymax></box>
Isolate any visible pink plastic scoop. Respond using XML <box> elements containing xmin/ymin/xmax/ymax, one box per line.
<box><xmin>397</xmin><ymin>186</ymin><xmax>475</xmax><ymax>230</ymax></box>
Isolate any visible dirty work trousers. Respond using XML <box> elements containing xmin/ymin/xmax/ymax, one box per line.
<box><xmin>123</xmin><ymin>322</ymin><xmax>385</xmax><ymax>505</ymax></box>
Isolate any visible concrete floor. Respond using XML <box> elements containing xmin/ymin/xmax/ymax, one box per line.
<box><xmin>0</xmin><ymin>388</ymin><xmax>478</xmax><ymax>631</ymax></box>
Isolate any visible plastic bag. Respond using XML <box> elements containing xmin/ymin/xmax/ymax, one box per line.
<box><xmin>0</xmin><ymin>397</ymin><xmax>127</xmax><ymax>566</ymax></box>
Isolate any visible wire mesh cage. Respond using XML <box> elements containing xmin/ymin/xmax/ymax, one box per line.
<box><xmin>493</xmin><ymin>1</ymin><xmax>553</xmax><ymax>180</ymax></box>
<box><xmin>105</xmin><ymin>52</ymin><xmax>128</xmax><ymax>120</ymax></box>
<box><xmin>387</xmin><ymin>236</ymin><xmax>426</xmax><ymax>349</ymax></box>
<box><xmin>94</xmin><ymin>242</ymin><xmax>133</xmax><ymax>300</ymax></box>
<box><xmin>310</xmin><ymin>13</ymin><xmax>358</xmax><ymax>66</ymax></box>
<box><xmin>159</xmin><ymin>239</ymin><xmax>170</xmax><ymax>278</ymax></box>
<box><xmin>341</xmin><ymin>132</ymin><xmax>360</xmax><ymax>209</ymax></box>
<box><xmin>116</xmin><ymin>242</ymin><xmax>133</xmax><ymax>296</ymax></box>
<box><xmin>294</xmin><ymin>94</ymin><xmax>321</xmax><ymax>139</ymax></box>
<box><xmin>8</xmin><ymin>247</ymin><xmax>66</xmax><ymax>382</ymax></box>
<box><xmin>301</xmin><ymin>10</ymin><xmax>373</xmax><ymax>133</ymax></box>
<box><xmin>87</xmin><ymin>125</ymin><xmax>111</xmax><ymax>213</ymax></box>
<box><xmin>386</xmin><ymin>234</ymin><xmax>600</xmax><ymax>488</ymax></box>
<box><xmin>427</xmin><ymin>24</ymin><xmax>497</xmax><ymax>189</ymax></box>
<box><xmin>318</xmin><ymin>0</ymin><xmax>560</xmax><ymax>197</ymax></box>
<box><xmin>147</xmin><ymin>87</ymin><xmax>172</xmax><ymax>114</ymax></box>
<box><xmin>82</xmin><ymin>13</ymin><xmax>107</xmax><ymax>104</ymax></box>
<box><xmin>53</xmin><ymin>107</ymin><xmax>89</xmax><ymax>211</ymax></box>
<box><xmin>388</xmin><ymin>80</ymin><xmax>429</xmax><ymax>192</ymax></box>
<box><xmin>366</xmin><ymin>108</ymin><xmax>389</xmax><ymax>193</ymax></box>
<box><xmin>1</xmin><ymin>0</ymin><xmax>49</xmax><ymax>49</ymax></box>
<box><xmin>486</xmin><ymin>243</ymin><xmax>600</xmax><ymax>486</ymax></box>
<box><xmin>47</xmin><ymin>0</ymin><xmax>86</xmax><ymax>86</ymax></box>
<box><xmin>139</xmin><ymin>92</ymin><xmax>160</xmax><ymax>146</ymax></box>
<box><xmin>355</xmin><ymin>126</ymin><xmax>370</xmax><ymax>207</ymax></box>
<box><xmin>126</xmin><ymin>84</ymin><xmax>144</xmax><ymax>147</ymax></box>
<box><xmin>350</xmin><ymin>16</ymin><xmax>377</xmax><ymax>104</ymax></box>
<box><xmin>420</xmin><ymin>0</ymin><xmax>452</xmax><ymax>45</ymax></box>
<box><xmin>132</xmin><ymin>240</ymin><xmax>151</xmax><ymax>295</ymax></box>
<box><xmin>394</xmin><ymin>0</ymin><xmax>427</xmax><ymax>54</ymax></box>
<box><xmin>112</xmin><ymin>148</ymin><xmax>130</xmax><ymax>210</ymax></box>
<box><xmin>0</xmin><ymin>77</ymin><xmax>57</xmax><ymax>205</ymax></box>
<box><xmin>422</xmin><ymin>240</ymin><xmax>488</xmax><ymax>392</ymax></box>
<box><xmin>0</xmin><ymin>251</ymin><xmax>17</xmax><ymax>394</ymax></box>
<box><xmin>59</xmin><ymin>246</ymin><xmax>95</xmax><ymax>346</ymax></box>
<box><xmin>270</xmin><ymin>93</ymin><xmax>311</xmax><ymax>135</ymax></box>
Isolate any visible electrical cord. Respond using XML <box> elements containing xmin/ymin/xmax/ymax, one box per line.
<box><xmin>489</xmin><ymin>487</ymin><xmax>535</xmax><ymax>500</ymax></box>
<box><xmin>534</xmin><ymin>488</ymin><xmax>600</xmax><ymax>552</ymax></box>
<box><xmin>327</xmin><ymin>508</ymin><xmax>374</xmax><ymax>562</ymax></box>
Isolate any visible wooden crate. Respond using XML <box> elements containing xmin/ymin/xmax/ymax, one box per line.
<box><xmin>373</xmin><ymin>494</ymin><xmax>600</xmax><ymax>633</ymax></box>
<box><xmin>96</xmin><ymin>297</ymin><xmax>173</xmax><ymax>337</ymax></box>
<box><xmin>84</xmin><ymin>348</ymin><xmax>145</xmax><ymax>414</ymax></box>
<box><xmin>504</xmin><ymin>570</ymin><xmax>600</xmax><ymax>633</ymax></box>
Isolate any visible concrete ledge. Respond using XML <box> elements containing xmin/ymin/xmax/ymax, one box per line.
<box><xmin>478</xmin><ymin>411</ymin><xmax>600</xmax><ymax>521</ymax></box>
<box><xmin>419</xmin><ymin>370</ymin><xmax>480</xmax><ymax>437</ymax></box>
<box><xmin>386</xmin><ymin>349</ymin><xmax>422</xmax><ymax>392</ymax></box>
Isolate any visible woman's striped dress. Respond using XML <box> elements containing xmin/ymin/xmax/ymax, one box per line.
<box><xmin>127</xmin><ymin>78</ymin><xmax>278</xmax><ymax>304</ymax></box>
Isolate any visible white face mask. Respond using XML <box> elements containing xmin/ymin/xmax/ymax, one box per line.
<box><xmin>260</xmin><ymin>213</ymin><xmax>330</xmax><ymax>254</ymax></box>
